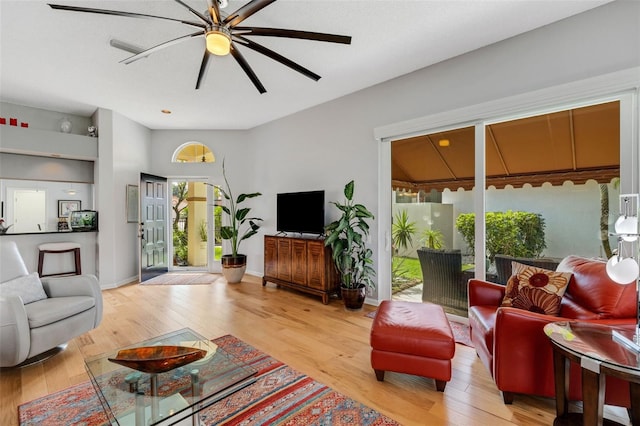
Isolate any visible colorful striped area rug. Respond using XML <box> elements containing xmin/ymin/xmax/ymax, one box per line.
<box><xmin>18</xmin><ymin>335</ymin><xmax>399</xmax><ymax>426</ymax></box>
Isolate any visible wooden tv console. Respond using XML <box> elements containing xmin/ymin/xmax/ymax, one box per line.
<box><xmin>263</xmin><ymin>235</ymin><xmax>339</xmax><ymax>304</ymax></box>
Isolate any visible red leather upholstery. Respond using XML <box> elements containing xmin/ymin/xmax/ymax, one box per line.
<box><xmin>370</xmin><ymin>300</ymin><xmax>455</xmax><ymax>391</ymax></box>
<box><xmin>468</xmin><ymin>255</ymin><xmax>636</xmax><ymax>406</ymax></box>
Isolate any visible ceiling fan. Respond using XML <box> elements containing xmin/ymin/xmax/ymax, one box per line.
<box><xmin>48</xmin><ymin>0</ymin><xmax>352</xmax><ymax>93</ymax></box>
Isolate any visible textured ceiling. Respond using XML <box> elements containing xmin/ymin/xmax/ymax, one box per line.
<box><xmin>0</xmin><ymin>0</ymin><xmax>612</xmax><ymax>129</ymax></box>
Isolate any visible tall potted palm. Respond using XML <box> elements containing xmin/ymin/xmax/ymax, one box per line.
<box><xmin>219</xmin><ymin>160</ymin><xmax>263</xmax><ymax>283</ymax></box>
<box><xmin>324</xmin><ymin>180</ymin><xmax>375</xmax><ymax>310</ymax></box>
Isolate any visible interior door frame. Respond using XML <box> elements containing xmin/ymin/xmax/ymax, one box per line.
<box><xmin>166</xmin><ymin>177</ymin><xmax>220</xmax><ymax>273</ymax></box>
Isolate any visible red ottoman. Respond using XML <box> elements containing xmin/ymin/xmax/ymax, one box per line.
<box><xmin>370</xmin><ymin>300</ymin><xmax>455</xmax><ymax>391</ymax></box>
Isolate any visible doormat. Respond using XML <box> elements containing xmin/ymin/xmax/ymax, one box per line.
<box><xmin>365</xmin><ymin>309</ymin><xmax>473</xmax><ymax>348</ymax></box>
<box><xmin>18</xmin><ymin>335</ymin><xmax>400</xmax><ymax>426</ymax></box>
<box><xmin>140</xmin><ymin>272</ymin><xmax>221</xmax><ymax>285</ymax></box>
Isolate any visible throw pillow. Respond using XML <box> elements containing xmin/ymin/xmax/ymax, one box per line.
<box><xmin>0</xmin><ymin>272</ymin><xmax>48</xmax><ymax>304</ymax></box>
<box><xmin>501</xmin><ymin>261</ymin><xmax>572</xmax><ymax>316</ymax></box>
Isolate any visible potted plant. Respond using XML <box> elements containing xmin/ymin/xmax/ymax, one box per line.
<box><xmin>324</xmin><ymin>180</ymin><xmax>375</xmax><ymax>310</ymax></box>
<box><xmin>219</xmin><ymin>160</ymin><xmax>263</xmax><ymax>283</ymax></box>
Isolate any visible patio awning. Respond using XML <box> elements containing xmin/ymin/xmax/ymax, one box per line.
<box><xmin>391</xmin><ymin>101</ymin><xmax>620</xmax><ymax>192</ymax></box>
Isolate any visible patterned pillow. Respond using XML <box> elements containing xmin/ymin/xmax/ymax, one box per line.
<box><xmin>0</xmin><ymin>272</ymin><xmax>48</xmax><ymax>304</ymax></box>
<box><xmin>500</xmin><ymin>261</ymin><xmax>572</xmax><ymax>316</ymax></box>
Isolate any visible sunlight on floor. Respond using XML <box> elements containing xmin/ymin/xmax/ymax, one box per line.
<box><xmin>393</xmin><ymin>283</ymin><xmax>422</xmax><ymax>302</ymax></box>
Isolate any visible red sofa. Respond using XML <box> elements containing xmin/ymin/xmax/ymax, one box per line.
<box><xmin>468</xmin><ymin>255</ymin><xmax>637</xmax><ymax>406</ymax></box>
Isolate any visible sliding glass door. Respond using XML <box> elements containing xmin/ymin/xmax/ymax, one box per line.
<box><xmin>390</xmin><ymin>126</ymin><xmax>475</xmax><ymax>317</ymax></box>
<box><xmin>385</xmin><ymin>93</ymin><xmax>634</xmax><ymax>316</ymax></box>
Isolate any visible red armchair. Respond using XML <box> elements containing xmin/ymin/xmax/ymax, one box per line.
<box><xmin>468</xmin><ymin>255</ymin><xmax>637</xmax><ymax>406</ymax></box>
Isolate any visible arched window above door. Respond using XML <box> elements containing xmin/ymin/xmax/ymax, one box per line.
<box><xmin>173</xmin><ymin>142</ymin><xmax>215</xmax><ymax>163</ymax></box>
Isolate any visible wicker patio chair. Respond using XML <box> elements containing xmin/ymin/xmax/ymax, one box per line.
<box><xmin>417</xmin><ymin>248</ymin><xmax>468</xmax><ymax>316</ymax></box>
<box><xmin>494</xmin><ymin>254</ymin><xmax>562</xmax><ymax>285</ymax></box>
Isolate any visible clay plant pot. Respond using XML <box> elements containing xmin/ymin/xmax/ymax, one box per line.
<box><xmin>221</xmin><ymin>254</ymin><xmax>247</xmax><ymax>284</ymax></box>
<box><xmin>341</xmin><ymin>284</ymin><xmax>366</xmax><ymax>311</ymax></box>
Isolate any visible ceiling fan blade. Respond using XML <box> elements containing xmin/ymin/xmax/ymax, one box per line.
<box><xmin>230</xmin><ymin>44</ymin><xmax>266</xmax><ymax>94</ymax></box>
<box><xmin>110</xmin><ymin>39</ymin><xmax>145</xmax><ymax>55</ymax></box>
<box><xmin>120</xmin><ymin>31</ymin><xmax>203</xmax><ymax>65</ymax></box>
<box><xmin>207</xmin><ymin>0</ymin><xmax>222</xmax><ymax>24</ymax></box>
<box><xmin>48</xmin><ymin>3</ymin><xmax>206</xmax><ymax>29</ymax></box>
<box><xmin>224</xmin><ymin>0</ymin><xmax>276</xmax><ymax>27</ymax></box>
<box><xmin>233</xmin><ymin>35</ymin><xmax>320</xmax><ymax>81</ymax></box>
<box><xmin>173</xmin><ymin>0</ymin><xmax>211</xmax><ymax>24</ymax></box>
<box><xmin>234</xmin><ymin>27</ymin><xmax>351</xmax><ymax>44</ymax></box>
<box><xmin>195</xmin><ymin>51</ymin><xmax>212</xmax><ymax>90</ymax></box>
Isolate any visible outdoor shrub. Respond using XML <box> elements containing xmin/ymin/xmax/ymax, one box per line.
<box><xmin>455</xmin><ymin>211</ymin><xmax>546</xmax><ymax>261</ymax></box>
<box><xmin>173</xmin><ymin>230</ymin><xmax>188</xmax><ymax>265</ymax></box>
<box><xmin>392</xmin><ymin>209</ymin><xmax>416</xmax><ymax>254</ymax></box>
<box><xmin>214</xmin><ymin>205</ymin><xmax>222</xmax><ymax>244</ymax></box>
<box><xmin>421</xmin><ymin>228</ymin><xmax>445</xmax><ymax>249</ymax></box>
<box><xmin>199</xmin><ymin>219</ymin><xmax>208</xmax><ymax>242</ymax></box>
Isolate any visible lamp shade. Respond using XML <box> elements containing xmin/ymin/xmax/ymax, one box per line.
<box><xmin>606</xmin><ymin>255</ymin><xmax>639</xmax><ymax>284</ymax></box>
<box><xmin>206</xmin><ymin>30</ymin><xmax>231</xmax><ymax>56</ymax></box>
<box><xmin>614</xmin><ymin>215</ymin><xmax>638</xmax><ymax>242</ymax></box>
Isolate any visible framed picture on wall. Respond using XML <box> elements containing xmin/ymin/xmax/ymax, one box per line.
<box><xmin>58</xmin><ymin>200</ymin><xmax>81</xmax><ymax>218</ymax></box>
<box><xmin>126</xmin><ymin>184</ymin><xmax>139</xmax><ymax>223</ymax></box>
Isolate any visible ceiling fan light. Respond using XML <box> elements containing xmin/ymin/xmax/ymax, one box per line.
<box><xmin>206</xmin><ymin>29</ymin><xmax>231</xmax><ymax>56</ymax></box>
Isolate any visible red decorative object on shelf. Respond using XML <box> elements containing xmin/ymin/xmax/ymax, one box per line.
<box><xmin>108</xmin><ymin>345</ymin><xmax>207</xmax><ymax>374</ymax></box>
<box><xmin>0</xmin><ymin>117</ymin><xmax>6</xmax><ymax>125</ymax></box>
<box><xmin>20</xmin><ymin>122</ymin><xmax>28</xmax><ymax>128</ymax></box>
<box><xmin>9</xmin><ymin>118</ymin><xmax>17</xmax><ymax>126</ymax></box>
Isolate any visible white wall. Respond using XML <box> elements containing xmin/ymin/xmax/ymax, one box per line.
<box><xmin>148</xmin><ymin>130</ymin><xmax>256</xmax><ymax>272</ymax></box>
<box><xmin>95</xmin><ymin>109</ymin><xmax>151</xmax><ymax>288</ymax></box>
<box><xmin>244</xmin><ymin>1</ymin><xmax>639</xmax><ymax>301</ymax></box>
<box><xmin>148</xmin><ymin>130</ymin><xmax>250</xmax><ymax>182</ymax></box>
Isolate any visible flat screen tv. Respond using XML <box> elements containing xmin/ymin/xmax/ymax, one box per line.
<box><xmin>277</xmin><ymin>190</ymin><xmax>325</xmax><ymax>235</ymax></box>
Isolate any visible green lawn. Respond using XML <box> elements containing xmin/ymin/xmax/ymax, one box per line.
<box><xmin>392</xmin><ymin>256</ymin><xmax>422</xmax><ymax>293</ymax></box>
<box><xmin>392</xmin><ymin>256</ymin><xmax>421</xmax><ymax>280</ymax></box>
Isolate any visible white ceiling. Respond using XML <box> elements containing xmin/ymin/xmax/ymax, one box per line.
<box><xmin>0</xmin><ymin>0</ymin><xmax>612</xmax><ymax>130</ymax></box>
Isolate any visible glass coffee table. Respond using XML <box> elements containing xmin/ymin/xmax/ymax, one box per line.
<box><xmin>85</xmin><ymin>328</ymin><xmax>257</xmax><ymax>426</ymax></box>
<box><xmin>544</xmin><ymin>321</ymin><xmax>640</xmax><ymax>426</ymax></box>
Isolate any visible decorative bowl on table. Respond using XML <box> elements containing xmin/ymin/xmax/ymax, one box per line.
<box><xmin>108</xmin><ymin>345</ymin><xmax>207</xmax><ymax>374</ymax></box>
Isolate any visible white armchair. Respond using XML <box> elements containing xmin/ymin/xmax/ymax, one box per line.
<box><xmin>0</xmin><ymin>241</ymin><xmax>102</xmax><ymax>367</ymax></box>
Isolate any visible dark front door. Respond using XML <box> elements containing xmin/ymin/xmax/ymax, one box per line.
<box><xmin>140</xmin><ymin>173</ymin><xmax>168</xmax><ymax>282</ymax></box>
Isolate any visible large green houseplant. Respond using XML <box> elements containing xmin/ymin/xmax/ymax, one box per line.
<box><xmin>324</xmin><ymin>180</ymin><xmax>375</xmax><ymax>310</ymax></box>
<box><xmin>219</xmin><ymin>160</ymin><xmax>263</xmax><ymax>283</ymax></box>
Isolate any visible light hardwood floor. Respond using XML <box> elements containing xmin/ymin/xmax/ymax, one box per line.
<box><xmin>0</xmin><ymin>275</ymin><xmax>632</xmax><ymax>425</ymax></box>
